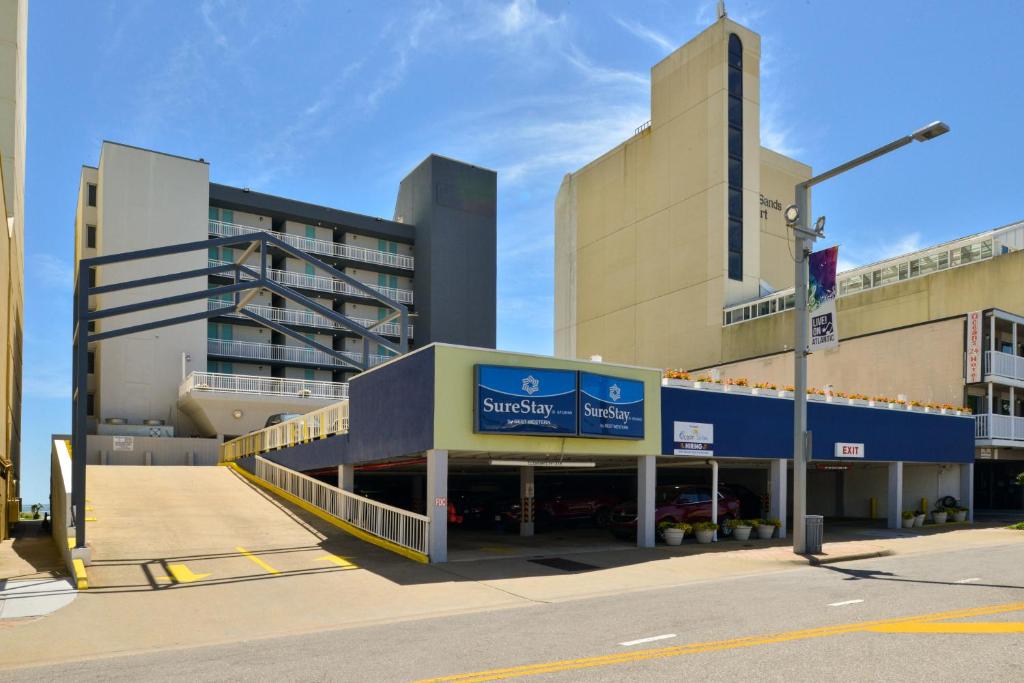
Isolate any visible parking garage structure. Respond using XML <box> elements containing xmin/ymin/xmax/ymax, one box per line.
<box><xmin>237</xmin><ymin>344</ymin><xmax>976</xmax><ymax>563</ymax></box>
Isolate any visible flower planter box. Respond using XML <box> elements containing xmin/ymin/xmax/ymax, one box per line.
<box><xmin>756</xmin><ymin>524</ymin><xmax>775</xmax><ymax>539</ymax></box>
<box><xmin>694</xmin><ymin>529</ymin><xmax>715</xmax><ymax>544</ymax></box>
<box><xmin>732</xmin><ymin>526</ymin><xmax>753</xmax><ymax>541</ymax></box>
<box><xmin>902</xmin><ymin>517</ymin><xmax>915</xmax><ymax>528</ymax></box>
<box><xmin>808</xmin><ymin>394</ymin><xmax>825</xmax><ymax>402</ymax></box>
<box><xmin>932</xmin><ymin>511</ymin><xmax>948</xmax><ymax>524</ymax></box>
<box><xmin>662</xmin><ymin>379</ymin><xmax>693</xmax><ymax>388</ymax></box>
<box><xmin>663</xmin><ymin>528</ymin><xmax>686</xmax><ymax>546</ymax></box>
<box><xmin>952</xmin><ymin>511</ymin><xmax>967</xmax><ymax>523</ymax></box>
<box><xmin>850</xmin><ymin>399</ymin><xmax>869</xmax><ymax>407</ymax></box>
<box><xmin>914</xmin><ymin>514</ymin><xmax>926</xmax><ymax>527</ymax></box>
<box><xmin>725</xmin><ymin>385</ymin><xmax>752</xmax><ymax>395</ymax></box>
<box><xmin>777</xmin><ymin>390</ymin><xmax>794</xmax><ymax>399</ymax></box>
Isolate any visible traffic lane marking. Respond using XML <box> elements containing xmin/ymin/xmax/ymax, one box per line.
<box><xmin>236</xmin><ymin>546</ymin><xmax>280</xmax><ymax>575</ymax></box>
<box><xmin>415</xmin><ymin>601</ymin><xmax>1024</xmax><ymax>682</ymax></box>
<box><xmin>317</xmin><ymin>554</ymin><xmax>358</xmax><ymax>570</ymax></box>
<box><xmin>867</xmin><ymin>622</ymin><xmax>1024</xmax><ymax>634</ymax></box>
<box><xmin>157</xmin><ymin>564</ymin><xmax>211</xmax><ymax>584</ymax></box>
<box><xmin>619</xmin><ymin>634</ymin><xmax>676</xmax><ymax>647</ymax></box>
<box><xmin>828</xmin><ymin>599</ymin><xmax>864</xmax><ymax>607</ymax></box>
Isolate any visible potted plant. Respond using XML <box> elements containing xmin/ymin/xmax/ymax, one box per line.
<box><xmin>728</xmin><ymin>518</ymin><xmax>753</xmax><ymax>541</ymax></box>
<box><xmin>901</xmin><ymin>511</ymin><xmax>915</xmax><ymax>528</ymax></box>
<box><xmin>931</xmin><ymin>508</ymin><xmax>948</xmax><ymax>524</ymax></box>
<box><xmin>693</xmin><ymin>520</ymin><xmax>718</xmax><ymax>544</ymax></box>
<box><xmin>914</xmin><ymin>511</ymin><xmax>926</xmax><ymax>527</ymax></box>
<box><xmin>952</xmin><ymin>507</ymin><xmax>968</xmax><ymax>523</ymax></box>
<box><xmin>659</xmin><ymin>521</ymin><xmax>690</xmax><ymax>546</ymax></box>
<box><xmin>756</xmin><ymin>518</ymin><xmax>780</xmax><ymax>539</ymax></box>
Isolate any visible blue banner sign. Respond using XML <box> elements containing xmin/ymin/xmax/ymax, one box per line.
<box><xmin>579</xmin><ymin>372</ymin><xmax>645</xmax><ymax>439</ymax></box>
<box><xmin>475</xmin><ymin>365</ymin><xmax>579</xmax><ymax>436</ymax></box>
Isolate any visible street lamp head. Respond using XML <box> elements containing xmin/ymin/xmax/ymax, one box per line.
<box><xmin>784</xmin><ymin>204</ymin><xmax>800</xmax><ymax>226</ymax></box>
<box><xmin>911</xmin><ymin>121</ymin><xmax>950</xmax><ymax>142</ymax></box>
<box><xmin>814</xmin><ymin>216</ymin><xmax>826</xmax><ymax>236</ymax></box>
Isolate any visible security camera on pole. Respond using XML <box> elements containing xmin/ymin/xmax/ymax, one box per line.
<box><xmin>787</xmin><ymin>121</ymin><xmax>950</xmax><ymax>555</ymax></box>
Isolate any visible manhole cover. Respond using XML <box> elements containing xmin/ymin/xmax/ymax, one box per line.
<box><xmin>528</xmin><ymin>557</ymin><xmax>599</xmax><ymax>572</ymax></box>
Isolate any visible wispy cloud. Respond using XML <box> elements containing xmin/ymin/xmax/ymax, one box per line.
<box><xmin>614</xmin><ymin>16</ymin><xmax>675</xmax><ymax>53</ymax></box>
<box><xmin>31</xmin><ymin>253</ymin><xmax>74</xmax><ymax>291</ymax></box>
<box><xmin>837</xmin><ymin>231</ymin><xmax>924</xmax><ymax>272</ymax></box>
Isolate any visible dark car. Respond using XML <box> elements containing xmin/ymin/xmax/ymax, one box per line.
<box><xmin>264</xmin><ymin>412</ymin><xmax>303</xmax><ymax>428</ymax></box>
<box><xmin>500</xmin><ymin>482</ymin><xmax>625</xmax><ymax>530</ymax></box>
<box><xmin>609</xmin><ymin>484</ymin><xmax>741</xmax><ymax>539</ymax></box>
<box><xmin>719</xmin><ymin>483</ymin><xmax>763</xmax><ymax>519</ymax></box>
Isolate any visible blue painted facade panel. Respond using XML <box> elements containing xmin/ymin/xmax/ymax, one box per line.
<box><xmin>660</xmin><ymin>387</ymin><xmax>974</xmax><ymax>463</ymax></box>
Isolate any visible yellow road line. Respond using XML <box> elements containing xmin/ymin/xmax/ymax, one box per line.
<box><xmin>158</xmin><ymin>563</ymin><xmax>212</xmax><ymax>583</ymax></box>
<box><xmin>236</xmin><ymin>546</ymin><xmax>280</xmax><ymax>575</ymax></box>
<box><xmin>417</xmin><ymin>601</ymin><xmax>1024</xmax><ymax>682</ymax></box>
<box><xmin>867</xmin><ymin>622</ymin><xmax>1024</xmax><ymax>634</ymax></box>
<box><xmin>318</xmin><ymin>554</ymin><xmax>358</xmax><ymax>570</ymax></box>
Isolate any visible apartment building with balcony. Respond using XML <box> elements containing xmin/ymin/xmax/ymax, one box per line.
<box><xmin>74</xmin><ymin>141</ymin><xmax>495</xmax><ymax>460</ymax></box>
<box><xmin>554</xmin><ymin>12</ymin><xmax>1024</xmax><ymax>509</ymax></box>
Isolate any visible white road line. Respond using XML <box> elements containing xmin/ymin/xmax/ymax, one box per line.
<box><xmin>828</xmin><ymin>599</ymin><xmax>864</xmax><ymax>607</ymax></box>
<box><xmin>955</xmin><ymin>577</ymin><xmax>981</xmax><ymax>583</ymax></box>
<box><xmin>619</xmin><ymin>634</ymin><xmax>677</xmax><ymax>647</ymax></box>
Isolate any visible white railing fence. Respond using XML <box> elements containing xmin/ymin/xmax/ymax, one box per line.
<box><xmin>975</xmin><ymin>413</ymin><xmax>1024</xmax><ymax>441</ymax></box>
<box><xmin>208</xmin><ymin>338</ymin><xmax>393</xmax><ymax>368</ymax></box>
<box><xmin>179</xmin><ymin>371</ymin><xmax>348</xmax><ymax>400</ymax></box>
<box><xmin>209</xmin><ymin>258</ymin><xmax>414</xmax><ymax>304</ymax></box>
<box><xmin>207</xmin><ymin>298</ymin><xmax>412</xmax><ymax>337</ymax></box>
<box><xmin>984</xmin><ymin>350</ymin><xmax>1024</xmax><ymax>382</ymax></box>
<box><xmin>221</xmin><ymin>399</ymin><xmax>350</xmax><ymax>462</ymax></box>
<box><xmin>250</xmin><ymin>455</ymin><xmax>429</xmax><ymax>556</ymax></box>
<box><xmin>209</xmin><ymin>219</ymin><xmax>415</xmax><ymax>270</ymax></box>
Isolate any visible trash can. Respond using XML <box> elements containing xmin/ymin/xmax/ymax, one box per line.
<box><xmin>805</xmin><ymin>515</ymin><xmax>824</xmax><ymax>554</ymax></box>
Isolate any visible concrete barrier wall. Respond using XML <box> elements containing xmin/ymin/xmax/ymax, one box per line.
<box><xmin>49</xmin><ymin>436</ymin><xmax>75</xmax><ymax>579</ymax></box>
<box><xmin>85</xmin><ymin>435</ymin><xmax>222</xmax><ymax>466</ymax></box>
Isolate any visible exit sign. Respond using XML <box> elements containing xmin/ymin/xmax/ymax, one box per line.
<box><xmin>835</xmin><ymin>442</ymin><xmax>865</xmax><ymax>458</ymax></box>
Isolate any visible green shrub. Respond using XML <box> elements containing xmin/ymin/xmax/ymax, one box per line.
<box><xmin>761</xmin><ymin>518</ymin><xmax>782</xmax><ymax>528</ymax></box>
<box><xmin>902</xmin><ymin>511</ymin><xmax>915</xmax><ymax>520</ymax></box>
<box><xmin>692</xmin><ymin>521</ymin><xmax>719</xmax><ymax>531</ymax></box>
<box><xmin>726</xmin><ymin>518</ymin><xmax>752</xmax><ymax>529</ymax></box>
<box><xmin>1009</xmin><ymin>522</ymin><xmax>1024</xmax><ymax>531</ymax></box>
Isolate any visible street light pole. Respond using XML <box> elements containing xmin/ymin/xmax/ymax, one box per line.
<box><xmin>790</xmin><ymin>121</ymin><xmax>949</xmax><ymax>554</ymax></box>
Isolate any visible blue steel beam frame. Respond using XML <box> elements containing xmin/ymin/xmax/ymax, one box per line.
<box><xmin>71</xmin><ymin>232</ymin><xmax>410</xmax><ymax>549</ymax></box>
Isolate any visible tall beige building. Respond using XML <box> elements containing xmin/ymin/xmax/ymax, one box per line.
<box><xmin>555</xmin><ymin>15</ymin><xmax>810</xmax><ymax>372</ymax></box>
<box><xmin>555</xmin><ymin>13</ymin><xmax>1024</xmax><ymax>507</ymax></box>
<box><xmin>0</xmin><ymin>0</ymin><xmax>27</xmax><ymax>540</ymax></box>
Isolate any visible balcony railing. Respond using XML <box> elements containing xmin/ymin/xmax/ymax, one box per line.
<box><xmin>209</xmin><ymin>259</ymin><xmax>414</xmax><ymax>304</ymax></box>
<box><xmin>221</xmin><ymin>401</ymin><xmax>350</xmax><ymax>462</ymax></box>
<box><xmin>179</xmin><ymin>371</ymin><xmax>349</xmax><ymax>401</ymax></box>
<box><xmin>207</xmin><ymin>299</ymin><xmax>412</xmax><ymax>337</ymax></box>
<box><xmin>975</xmin><ymin>413</ymin><xmax>1024</xmax><ymax>442</ymax></box>
<box><xmin>208</xmin><ymin>338</ymin><xmax>393</xmax><ymax>368</ymax></box>
<box><xmin>984</xmin><ymin>350</ymin><xmax>1024</xmax><ymax>383</ymax></box>
<box><xmin>209</xmin><ymin>219</ymin><xmax>414</xmax><ymax>270</ymax></box>
<box><xmin>724</xmin><ymin>220</ymin><xmax>1024</xmax><ymax>326</ymax></box>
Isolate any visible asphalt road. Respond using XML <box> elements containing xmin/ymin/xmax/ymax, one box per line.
<box><xmin>6</xmin><ymin>542</ymin><xmax>1024</xmax><ymax>682</ymax></box>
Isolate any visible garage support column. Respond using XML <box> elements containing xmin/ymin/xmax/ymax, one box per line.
<box><xmin>637</xmin><ymin>455</ymin><xmax>656</xmax><ymax>548</ymax></box>
<box><xmin>770</xmin><ymin>459</ymin><xmax>788</xmax><ymax>539</ymax></box>
<box><xmin>520</xmin><ymin>466</ymin><xmax>535</xmax><ymax>537</ymax></box>
<box><xmin>426</xmin><ymin>450</ymin><xmax>448</xmax><ymax>563</ymax></box>
<box><xmin>887</xmin><ymin>461</ymin><xmax>903</xmax><ymax>529</ymax></box>
<box><xmin>960</xmin><ymin>463</ymin><xmax>974</xmax><ymax>522</ymax></box>
<box><xmin>337</xmin><ymin>464</ymin><xmax>354</xmax><ymax>492</ymax></box>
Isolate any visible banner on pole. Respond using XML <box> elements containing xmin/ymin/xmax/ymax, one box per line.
<box><xmin>808</xmin><ymin>246</ymin><xmax>839</xmax><ymax>352</ymax></box>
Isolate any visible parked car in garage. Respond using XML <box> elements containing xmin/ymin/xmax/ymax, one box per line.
<box><xmin>499</xmin><ymin>482</ymin><xmax>625</xmax><ymax>530</ymax></box>
<box><xmin>609</xmin><ymin>484</ymin><xmax>741</xmax><ymax>539</ymax></box>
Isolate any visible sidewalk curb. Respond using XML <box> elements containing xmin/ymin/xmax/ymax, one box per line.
<box><xmin>806</xmin><ymin>549</ymin><xmax>894</xmax><ymax>566</ymax></box>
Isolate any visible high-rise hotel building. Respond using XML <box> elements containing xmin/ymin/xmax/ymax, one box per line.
<box><xmin>555</xmin><ymin>13</ymin><xmax>1024</xmax><ymax>507</ymax></box>
<box><xmin>75</xmin><ymin>141</ymin><xmax>495</xmax><ymax>460</ymax></box>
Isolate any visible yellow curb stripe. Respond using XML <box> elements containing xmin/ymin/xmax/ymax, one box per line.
<box><xmin>417</xmin><ymin>601</ymin><xmax>1024</xmax><ymax>682</ymax></box>
<box><xmin>72</xmin><ymin>559</ymin><xmax>88</xmax><ymax>590</ymax></box>
<box><xmin>236</xmin><ymin>546</ymin><xmax>280</xmax><ymax>575</ymax></box>
<box><xmin>318</xmin><ymin>554</ymin><xmax>358</xmax><ymax>570</ymax></box>
<box><xmin>225</xmin><ymin>461</ymin><xmax>429</xmax><ymax>564</ymax></box>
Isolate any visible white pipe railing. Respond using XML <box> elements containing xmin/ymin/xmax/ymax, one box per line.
<box><xmin>221</xmin><ymin>399</ymin><xmax>350</xmax><ymax>462</ymax></box>
<box><xmin>209</xmin><ymin>259</ymin><xmax>414</xmax><ymax>304</ymax></box>
<box><xmin>975</xmin><ymin>413</ymin><xmax>1024</xmax><ymax>441</ymax></box>
<box><xmin>208</xmin><ymin>338</ymin><xmax>393</xmax><ymax>368</ymax></box>
<box><xmin>207</xmin><ymin>299</ymin><xmax>412</xmax><ymax>337</ymax></box>
<box><xmin>248</xmin><ymin>455</ymin><xmax>429</xmax><ymax>556</ymax></box>
<box><xmin>179</xmin><ymin>371</ymin><xmax>348</xmax><ymax>400</ymax></box>
<box><xmin>209</xmin><ymin>219</ymin><xmax>414</xmax><ymax>270</ymax></box>
<box><xmin>724</xmin><ymin>220</ymin><xmax>1024</xmax><ymax>326</ymax></box>
<box><xmin>984</xmin><ymin>350</ymin><xmax>1024</xmax><ymax>383</ymax></box>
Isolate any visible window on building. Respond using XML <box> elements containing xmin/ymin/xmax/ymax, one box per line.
<box><xmin>86</xmin><ymin>393</ymin><xmax>95</xmax><ymax>416</ymax></box>
<box><xmin>87</xmin><ymin>225</ymin><xmax>97</xmax><ymax>249</ymax></box>
<box><xmin>727</xmin><ymin>33</ymin><xmax>743</xmax><ymax>281</ymax></box>
<box><xmin>306</xmin><ymin>225</ymin><xmax>316</xmax><ymax>240</ymax></box>
<box><xmin>87</xmin><ymin>183</ymin><xmax>97</xmax><ymax>207</ymax></box>
<box><xmin>87</xmin><ymin>351</ymin><xmax>95</xmax><ymax>374</ymax></box>
<box><xmin>378</xmin><ymin>239</ymin><xmax>399</xmax><ymax>254</ymax></box>
<box><xmin>208</xmin><ymin>323</ymin><xmax>234</xmax><ymax>341</ymax></box>
<box><xmin>88</xmin><ymin>267</ymin><xmax>96</xmax><ymax>288</ymax></box>
<box><xmin>304</xmin><ymin>369</ymin><xmax>315</xmax><ymax>381</ymax></box>
<box><xmin>88</xmin><ymin>321</ymin><xmax>95</xmax><ymax>333</ymax></box>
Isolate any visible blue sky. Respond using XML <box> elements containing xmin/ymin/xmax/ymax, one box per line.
<box><xmin>19</xmin><ymin>0</ymin><xmax>1024</xmax><ymax>504</ymax></box>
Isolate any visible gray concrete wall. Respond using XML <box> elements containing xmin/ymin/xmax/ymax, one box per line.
<box><xmin>95</xmin><ymin>143</ymin><xmax>209</xmax><ymax>433</ymax></box>
<box><xmin>85</xmin><ymin>434</ymin><xmax>222</xmax><ymax>466</ymax></box>
<box><xmin>394</xmin><ymin>155</ymin><xmax>496</xmax><ymax>348</ymax></box>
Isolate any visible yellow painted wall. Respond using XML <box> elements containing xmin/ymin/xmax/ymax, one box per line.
<box><xmin>431</xmin><ymin>345</ymin><xmax>661</xmax><ymax>456</ymax></box>
<box><xmin>712</xmin><ymin>317</ymin><xmax>966</xmax><ymax>405</ymax></box>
